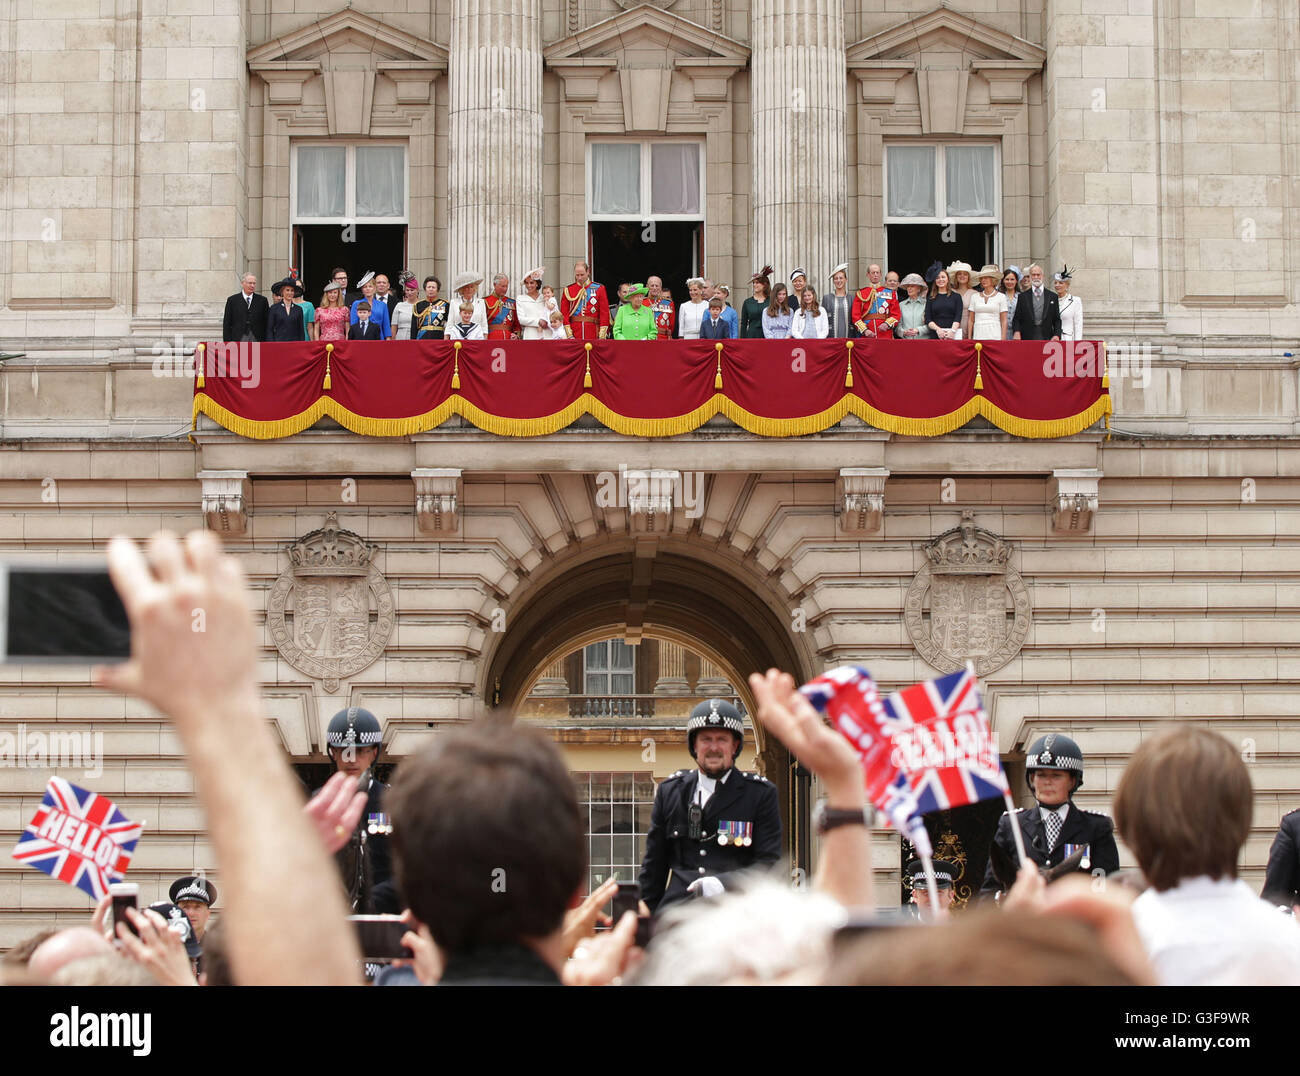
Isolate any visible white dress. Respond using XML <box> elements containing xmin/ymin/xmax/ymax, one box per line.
<box><xmin>1058</xmin><ymin>294</ymin><xmax>1084</xmax><ymax>341</ymax></box>
<box><xmin>391</xmin><ymin>301</ymin><xmax>414</xmax><ymax>340</ymax></box>
<box><xmin>789</xmin><ymin>309</ymin><xmax>829</xmax><ymax>339</ymax></box>
<box><xmin>677</xmin><ymin>299</ymin><xmax>708</xmax><ymax>339</ymax></box>
<box><xmin>516</xmin><ymin>293</ymin><xmax>551</xmax><ymax>340</ymax></box>
<box><xmin>968</xmin><ymin>291</ymin><xmax>1008</xmax><ymax>341</ymax></box>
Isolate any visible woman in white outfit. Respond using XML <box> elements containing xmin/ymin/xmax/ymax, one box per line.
<box><xmin>965</xmin><ymin>264</ymin><xmax>1008</xmax><ymax>342</ymax></box>
<box><xmin>789</xmin><ymin>287</ymin><xmax>828</xmax><ymax>339</ymax></box>
<box><xmin>677</xmin><ymin>277</ymin><xmax>708</xmax><ymax>340</ymax></box>
<box><xmin>1055</xmin><ymin>266</ymin><xmax>1084</xmax><ymax>341</ymax></box>
<box><xmin>516</xmin><ymin>267</ymin><xmax>551</xmax><ymax>340</ymax></box>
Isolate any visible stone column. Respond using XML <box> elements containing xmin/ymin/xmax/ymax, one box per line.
<box><xmin>694</xmin><ymin>658</ymin><xmax>734</xmax><ymax>697</ymax></box>
<box><xmin>750</xmin><ymin>0</ymin><xmax>847</xmax><ymax>287</ymax></box>
<box><xmin>447</xmin><ymin>0</ymin><xmax>543</xmax><ymax>287</ymax></box>
<box><xmin>530</xmin><ymin>658</ymin><xmax>569</xmax><ymax>697</ymax></box>
<box><xmin>653</xmin><ymin>641</ymin><xmax>691</xmax><ymax>696</ymax></box>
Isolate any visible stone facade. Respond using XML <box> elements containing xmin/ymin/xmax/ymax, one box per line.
<box><xmin>1</xmin><ymin>0</ymin><xmax>1299</xmax><ymax>942</ymax></box>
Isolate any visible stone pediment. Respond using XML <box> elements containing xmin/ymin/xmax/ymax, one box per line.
<box><xmin>847</xmin><ymin>4</ymin><xmax>1043</xmax><ymax>133</ymax></box>
<box><xmin>544</xmin><ymin>4</ymin><xmax>749</xmax><ymax>65</ymax></box>
<box><xmin>247</xmin><ymin>8</ymin><xmax>447</xmax><ymax>66</ymax></box>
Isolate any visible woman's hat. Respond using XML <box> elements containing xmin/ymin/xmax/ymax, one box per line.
<box><xmin>924</xmin><ymin>259</ymin><xmax>945</xmax><ymax>285</ymax></box>
<box><xmin>829</xmin><ymin>262</ymin><xmax>849</xmax><ymax>279</ymax></box>
<box><xmin>900</xmin><ymin>272</ymin><xmax>926</xmax><ymax>288</ymax></box>
<box><xmin>323</xmin><ymin>280</ymin><xmax>343</xmax><ymax>293</ymax></box>
<box><xmin>977</xmin><ymin>264</ymin><xmax>1001</xmax><ymax>281</ymax></box>
<box><xmin>946</xmin><ymin>260</ymin><xmax>972</xmax><ymax>277</ymax></box>
<box><xmin>357</xmin><ymin>270</ymin><xmax>376</xmax><ymax>288</ymax></box>
<box><xmin>452</xmin><ymin>271</ymin><xmax>483</xmax><ymax>292</ymax></box>
<box><xmin>523</xmin><ymin>266</ymin><xmax>546</xmax><ymax>284</ymax></box>
<box><xmin>1006</xmin><ymin>265</ymin><xmax>1023</xmax><ymax>279</ymax></box>
<box><xmin>789</xmin><ymin>267</ymin><xmax>807</xmax><ymax>282</ymax></box>
<box><xmin>399</xmin><ymin>269</ymin><xmax>418</xmax><ymax>292</ymax></box>
<box><xmin>1054</xmin><ymin>264</ymin><xmax>1075</xmax><ymax>283</ymax></box>
<box><xmin>626</xmin><ymin>283</ymin><xmax>648</xmax><ymax>298</ymax></box>
<box><xmin>751</xmin><ymin>264</ymin><xmax>773</xmax><ymax>284</ymax></box>
<box><xmin>271</xmin><ymin>276</ymin><xmax>303</xmax><ymax>298</ymax></box>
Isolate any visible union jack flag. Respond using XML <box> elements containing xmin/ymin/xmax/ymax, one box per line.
<box><xmin>11</xmin><ymin>778</ymin><xmax>143</xmax><ymax>901</ymax></box>
<box><xmin>882</xmin><ymin>667</ymin><xmax>1010</xmax><ymax>814</ymax></box>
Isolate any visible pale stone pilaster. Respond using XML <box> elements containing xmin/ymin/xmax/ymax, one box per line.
<box><xmin>694</xmin><ymin>658</ymin><xmax>734</xmax><ymax>697</ymax></box>
<box><xmin>653</xmin><ymin>641</ymin><xmax>691</xmax><ymax>696</ymax></box>
<box><xmin>447</xmin><ymin>0</ymin><xmax>543</xmax><ymax>287</ymax></box>
<box><xmin>531</xmin><ymin>658</ymin><xmax>569</xmax><ymax>697</ymax></box>
<box><xmin>750</xmin><ymin>0</ymin><xmax>847</xmax><ymax>285</ymax></box>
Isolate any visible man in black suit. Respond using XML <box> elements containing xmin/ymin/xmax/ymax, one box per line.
<box><xmin>222</xmin><ymin>273</ymin><xmax>268</xmax><ymax>342</ymax></box>
<box><xmin>1263</xmin><ymin>808</ymin><xmax>1300</xmax><ymax>911</ymax></box>
<box><xmin>372</xmin><ymin>274</ymin><xmax>399</xmax><ymax>321</ymax></box>
<box><xmin>1010</xmin><ymin>263</ymin><xmax>1061</xmax><ymax>340</ymax></box>
<box><xmin>980</xmin><ymin>733</ymin><xmax>1119</xmax><ymax>896</ymax></box>
<box><xmin>638</xmin><ymin>700</ymin><xmax>781</xmax><ymax>914</ymax></box>
<box><xmin>348</xmin><ymin>302</ymin><xmax>383</xmax><ymax>340</ymax></box>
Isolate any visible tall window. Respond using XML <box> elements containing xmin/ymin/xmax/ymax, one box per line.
<box><xmin>583</xmin><ymin>639</ymin><xmax>636</xmax><ymax>696</ymax></box>
<box><xmin>293</xmin><ymin>143</ymin><xmax>408</xmax><ymax>223</ymax></box>
<box><xmin>587</xmin><ymin>141</ymin><xmax>703</xmax><ymax>220</ymax></box>
<box><xmin>574</xmin><ymin>772</ymin><xmax>656</xmax><ymax>894</ymax></box>
<box><xmin>883</xmin><ymin>143</ymin><xmax>999</xmax><ymax>275</ymax></box>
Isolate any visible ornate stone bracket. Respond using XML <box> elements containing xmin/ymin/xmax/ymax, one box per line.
<box><xmin>1051</xmin><ymin>468</ymin><xmax>1101</xmax><ymax>534</ymax></box>
<box><xmin>838</xmin><ymin>467</ymin><xmax>889</xmax><ymax>533</ymax></box>
<box><xmin>412</xmin><ymin>468</ymin><xmax>462</xmax><ymax>534</ymax></box>
<box><xmin>627</xmin><ymin>469</ymin><xmax>678</xmax><ymax>533</ymax></box>
<box><xmin>199</xmin><ymin>470</ymin><xmax>249</xmax><ymax>536</ymax></box>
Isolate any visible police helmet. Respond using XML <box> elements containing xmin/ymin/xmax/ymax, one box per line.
<box><xmin>686</xmin><ymin>698</ymin><xmax>744</xmax><ymax>760</ymax></box>
<box><xmin>1025</xmin><ymin>733</ymin><xmax>1085</xmax><ymax>792</ymax></box>
<box><xmin>326</xmin><ymin>707</ymin><xmax>383</xmax><ymax>755</ymax></box>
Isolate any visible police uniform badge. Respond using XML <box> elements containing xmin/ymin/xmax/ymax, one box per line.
<box><xmin>1061</xmin><ymin>843</ymin><xmax>1091</xmax><ymax>870</ymax></box>
<box><xmin>367</xmin><ymin>813</ymin><xmax>392</xmax><ymax>836</ymax></box>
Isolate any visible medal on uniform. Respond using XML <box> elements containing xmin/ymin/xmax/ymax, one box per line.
<box><xmin>742</xmin><ymin>821</ymin><xmax>753</xmax><ymax>847</ymax></box>
<box><xmin>717</xmin><ymin>821</ymin><xmax>729</xmax><ymax>846</ymax></box>
<box><xmin>1062</xmin><ymin>843</ymin><xmax>1091</xmax><ymax>870</ymax></box>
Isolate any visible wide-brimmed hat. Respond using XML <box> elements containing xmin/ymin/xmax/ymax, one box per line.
<box><xmin>900</xmin><ymin>273</ymin><xmax>926</xmax><ymax>288</ymax></box>
<box><xmin>523</xmin><ymin>266</ymin><xmax>546</xmax><ymax>285</ymax></box>
<box><xmin>829</xmin><ymin>262</ymin><xmax>849</xmax><ymax>279</ymax></box>
<box><xmin>977</xmin><ymin>264</ymin><xmax>1001</xmax><ymax>281</ymax></box>
<box><xmin>271</xmin><ymin>276</ymin><xmax>303</xmax><ymax>298</ymax></box>
<box><xmin>946</xmin><ymin>261</ymin><xmax>972</xmax><ymax>277</ymax></box>
<box><xmin>357</xmin><ymin>270</ymin><xmax>376</xmax><ymax>288</ymax></box>
<box><xmin>453</xmin><ymin>271</ymin><xmax>483</xmax><ymax>293</ymax></box>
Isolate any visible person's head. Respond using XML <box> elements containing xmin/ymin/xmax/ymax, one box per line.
<box><xmin>388</xmin><ymin>724</ymin><xmax>585</xmax><ymax>955</ymax></box>
<box><xmin>241</xmin><ymin>273</ymin><xmax>256</xmax><ymax>296</ymax></box>
<box><xmin>1027</xmin><ymin>263</ymin><xmax>1044</xmax><ymax>288</ymax></box>
<box><xmin>355</xmin><ymin>300</ymin><xmax>371</xmax><ymax>319</ymax></box>
<box><xmin>687</xmin><ymin>699</ymin><xmax>744</xmax><ymax>777</ymax></box>
<box><xmin>978</xmin><ymin>266</ymin><xmax>999</xmax><ymax>292</ymax></box>
<box><xmin>1025</xmin><ymin>733</ymin><xmax>1084</xmax><ymax>806</ymax></box>
<box><xmin>321</xmin><ymin>281</ymin><xmax>343</xmax><ymax>308</ymax></box>
<box><xmin>459</xmin><ymin>301</ymin><xmax>475</xmax><ymax>320</ymax></box>
<box><xmin>542</xmin><ymin>284</ymin><xmax>554</xmax><ymax>300</ymax></box>
<box><xmin>492</xmin><ymin>273</ymin><xmax>510</xmax><ymax>298</ymax></box>
<box><xmin>176</xmin><ymin>898</ymin><xmax>211</xmax><ymax>939</ymax></box>
<box><xmin>768</xmin><ymin>283</ymin><xmax>788</xmax><ymax>315</ymax></box>
<box><xmin>867</xmin><ymin>264</ymin><xmax>882</xmax><ymax>285</ymax></box>
<box><xmin>1054</xmin><ymin>266</ymin><xmax>1074</xmax><ymax>296</ymax></box>
<box><xmin>51</xmin><ymin>953</ymin><xmax>156</xmax><ymax>987</ymax></box>
<box><xmin>169</xmin><ymin>875</ymin><xmax>217</xmax><ymax>939</ymax></box>
<box><xmin>618</xmin><ymin>282</ymin><xmax>629</xmax><ymax>301</ymax></box>
<box><xmin>953</xmin><ymin>270</ymin><xmax>971</xmax><ymax>290</ymax></box>
<box><xmin>801</xmin><ymin>286</ymin><xmax>818</xmax><ymax>311</ymax></box>
<box><xmin>647</xmin><ymin>276</ymin><xmax>662</xmax><ymax>300</ymax></box>
<box><xmin>402</xmin><ymin>276</ymin><xmax>419</xmax><ymax>301</ymax></box>
<box><xmin>523</xmin><ymin>269</ymin><xmax>542</xmax><ymax>295</ymax></box>
<box><xmin>906</xmin><ymin>859</ymin><xmax>956</xmax><ymax>912</ymax></box>
<box><xmin>701</xmin><ymin>279</ymin><xmax>715</xmax><ymax>299</ymax></box>
<box><xmin>708</xmin><ymin>296</ymin><xmax>725</xmax><ymax>317</ymax></box>
<box><xmin>688</xmin><ymin>278</ymin><xmax>703</xmax><ymax>302</ymax></box>
<box><xmin>331</xmin><ymin>267</ymin><xmax>348</xmax><ymax>289</ymax></box>
<box><xmin>374</xmin><ymin>274</ymin><xmax>390</xmax><ymax>296</ymax></box>
<box><xmin>752</xmin><ymin>275</ymin><xmax>769</xmax><ymax>300</ymax></box>
<box><xmin>1002</xmin><ymin>269</ymin><xmax>1020</xmax><ymax>295</ymax></box>
<box><xmin>1</xmin><ymin>929</ymin><xmax>57</xmax><ymax>969</ymax></box>
<box><xmin>326</xmin><ymin>706</ymin><xmax>382</xmax><ymax>779</ymax></box>
<box><xmin>900</xmin><ymin>273</ymin><xmax>926</xmax><ymax>301</ymax></box>
<box><xmin>885</xmin><ymin>270</ymin><xmax>899</xmax><ymax>290</ymax></box>
<box><xmin>789</xmin><ymin>270</ymin><xmax>807</xmax><ymax>295</ymax></box>
<box><xmin>28</xmin><ymin>927</ymin><xmax>113</xmax><ymax>984</ymax></box>
<box><xmin>832</xmin><ymin>269</ymin><xmax>847</xmax><ymax>294</ymax></box>
<box><xmin>573</xmin><ymin>261</ymin><xmax>589</xmax><ymax>285</ymax></box>
<box><xmin>1113</xmin><ymin>727</ymin><xmax>1252</xmax><ymax>892</ymax></box>
<box><xmin>931</xmin><ymin>269</ymin><xmax>950</xmax><ymax>296</ymax></box>
<box><xmin>628</xmin><ymin>284</ymin><xmax>646</xmax><ymax>307</ymax></box>
<box><xmin>424</xmin><ymin>276</ymin><xmax>440</xmax><ymax>300</ymax></box>
<box><xmin>549</xmin><ymin>310</ymin><xmax>563</xmax><ymax>328</ymax></box>
<box><xmin>361</xmin><ymin>280</ymin><xmax>375</xmax><ymax>299</ymax></box>
<box><xmin>198</xmin><ymin>921</ymin><xmax>232</xmax><ymax>986</ymax></box>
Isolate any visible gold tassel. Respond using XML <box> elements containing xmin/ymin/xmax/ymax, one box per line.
<box><xmin>195</xmin><ymin>343</ymin><xmax>205</xmax><ymax>389</ymax></box>
<box><xmin>974</xmin><ymin>341</ymin><xmax>984</xmax><ymax>391</ymax></box>
<box><xmin>714</xmin><ymin>342</ymin><xmax>724</xmax><ymax>390</ymax></box>
<box><xmin>844</xmin><ymin>340</ymin><xmax>854</xmax><ymax>388</ymax></box>
<box><xmin>452</xmin><ymin>341</ymin><xmax>461</xmax><ymax>390</ymax></box>
<box><xmin>583</xmin><ymin>342</ymin><xmax>593</xmax><ymax>389</ymax></box>
<box><xmin>323</xmin><ymin>342</ymin><xmax>333</xmax><ymax>391</ymax></box>
<box><xmin>1101</xmin><ymin>340</ymin><xmax>1110</xmax><ymax>388</ymax></box>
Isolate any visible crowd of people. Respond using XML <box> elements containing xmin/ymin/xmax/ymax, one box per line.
<box><xmin>1</xmin><ymin>529</ymin><xmax>1296</xmax><ymax>989</ymax></box>
<box><xmin>221</xmin><ymin>260</ymin><xmax>1083</xmax><ymax>345</ymax></box>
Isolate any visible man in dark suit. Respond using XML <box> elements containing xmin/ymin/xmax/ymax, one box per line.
<box><xmin>348</xmin><ymin>302</ymin><xmax>383</xmax><ymax>340</ymax></box>
<box><xmin>1010</xmin><ymin>263</ymin><xmax>1061</xmax><ymax>340</ymax></box>
<box><xmin>1263</xmin><ymin>808</ymin><xmax>1300</xmax><ymax>910</ymax></box>
<box><xmin>222</xmin><ymin>273</ymin><xmax>268</xmax><ymax>342</ymax></box>
<box><xmin>699</xmin><ymin>296</ymin><xmax>734</xmax><ymax>339</ymax></box>
<box><xmin>638</xmin><ymin>700</ymin><xmax>782</xmax><ymax>914</ymax></box>
<box><xmin>980</xmin><ymin>733</ymin><xmax>1120</xmax><ymax>896</ymax></box>
<box><xmin>372</xmin><ymin>274</ymin><xmax>399</xmax><ymax>321</ymax></box>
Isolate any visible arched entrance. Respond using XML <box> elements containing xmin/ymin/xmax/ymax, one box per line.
<box><xmin>482</xmin><ymin>540</ymin><xmax>817</xmax><ymax>881</ymax></box>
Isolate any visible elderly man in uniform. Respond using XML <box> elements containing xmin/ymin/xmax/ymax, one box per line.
<box><xmin>168</xmin><ymin>875</ymin><xmax>216</xmax><ymax>943</ymax></box>
<box><xmin>904</xmin><ymin>858</ymin><xmax>957</xmax><ymax>918</ymax></box>
<box><xmin>851</xmin><ymin>263</ymin><xmax>901</xmax><ymax>339</ymax></box>
<box><xmin>561</xmin><ymin>261</ymin><xmax>611</xmax><ymax>340</ymax></box>
<box><xmin>980</xmin><ymin>733</ymin><xmax>1119</xmax><ymax>897</ymax></box>
<box><xmin>485</xmin><ymin>273</ymin><xmax>520</xmax><ymax>340</ymax></box>
<box><xmin>646</xmin><ymin>276</ymin><xmax>674</xmax><ymax>339</ymax></box>
<box><xmin>638</xmin><ymin>699</ymin><xmax>782</xmax><ymax>914</ymax></box>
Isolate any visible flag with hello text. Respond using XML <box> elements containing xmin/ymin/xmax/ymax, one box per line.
<box><xmin>11</xmin><ymin>777</ymin><xmax>143</xmax><ymax>900</ymax></box>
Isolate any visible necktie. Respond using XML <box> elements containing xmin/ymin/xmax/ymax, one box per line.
<box><xmin>360</xmin><ymin>320</ymin><xmax>368</xmax><ymax>332</ymax></box>
<box><xmin>1044</xmin><ymin>808</ymin><xmax>1063</xmax><ymax>851</ymax></box>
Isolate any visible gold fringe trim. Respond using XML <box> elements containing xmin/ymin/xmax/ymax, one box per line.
<box><xmin>1101</xmin><ymin>340</ymin><xmax>1109</xmax><ymax>389</ymax></box>
<box><xmin>193</xmin><ymin>388</ymin><xmax>1113</xmax><ymax>440</ymax></box>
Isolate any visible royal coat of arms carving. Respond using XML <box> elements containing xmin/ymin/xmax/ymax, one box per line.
<box><xmin>904</xmin><ymin>514</ymin><xmax>1031</xmax><ymax>676</ymax></box>
<box><xmin>267</xmin><ymin>513</ymin><xmax>394</xmax><ymax>693</ymax></box>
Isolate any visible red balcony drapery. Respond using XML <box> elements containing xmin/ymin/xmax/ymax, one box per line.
<box><xmin>191</xmin><ymin>339</ymin><xmax>1111</xmax><ymax>440</ymax></box>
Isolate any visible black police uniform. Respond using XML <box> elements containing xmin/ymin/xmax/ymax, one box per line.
<box><xmin>638</xmin><ymin>766</ymin><xmax>781</xmax><ymax>913</ymax></box>
<box><xmin>979</xmin><ymin>801</ymin><xmax>1119</xmax><ymax>895</ymax></box>
<box><xmin>1262</xmin><ymin>808</ymin><xmax>1300</xmax><ymax>907</ymax></box>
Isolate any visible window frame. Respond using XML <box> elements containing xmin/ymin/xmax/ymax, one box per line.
<box><xmin>290</xmin><ymin>141</ymin><xmax>410</xmax><ymax>225</ymax></box>
<box><xmin>586</xmin><ymin>138</ymin><xmax>706</xmax><ymax>222</ymax></box>
<box><xmin>582</xmin><ymin>639</ymin><xmax>636</xmax><ymax>697</ymax></box>
<box><xmin>882</xmin><ymin>142</ymin><xmax>1001</xmax><ymax>259</ymax></box>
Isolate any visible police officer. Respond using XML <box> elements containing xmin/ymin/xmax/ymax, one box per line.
<box><xmin>638</xmin><ymin>699</ymin><xmax>782</xmax><ymax>913</ymax></box>
<box><xmin>168</xmin><ymin>875</ymin><xmax>216</xmax><ymax>942</ymax></box>
<box><xmin>1262</xmin><ymin>807</ymin><xmax>1300</xmax><ymax>911</ymax></box>
<box><xmin>904</xmin><ymin>858</ymin><xmax>957</xmax><ymax>918</ymax></box>
<box><xmin>321</xmin><ymin>707</ymin><xmax>398</xmax><ymax>914</ymax></box>
<box><xmin>980</xmin><ymin>733</ymin><xmax>1119</xmax><ymax>896</ymax></box>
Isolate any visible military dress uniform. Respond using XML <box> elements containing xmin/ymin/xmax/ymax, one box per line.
<box><xmin>638</xmin><ymin>765</ymin><xmax>782</xmax><ymax>913</ymax></box>
<box><xmin>485</xmin><ymin>293</ymin><xmax>520</xmax><ymax>340</ymax></box>
<box><xmin>850</xmin><ymin>285</ymin><xmax>901</xmax><ymax>339</ymax></box>
<box><xmin>561</xmin><ymin>280</ymin><xmax>611</xmax><ymax>340</ymax></box>
<box><xmin>650</xmin><ymin>296</ymin><xmax>675</xmax><ymax>339</ymax></box>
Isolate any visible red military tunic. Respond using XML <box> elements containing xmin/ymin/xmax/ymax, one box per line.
<box><xmin>561</xmin><ymin>280</ymin><xmax>611</xmax><ymax>340</ymax></box>
<box><xmin>851</xmin><ymin>286</ymin><xmax>901</xmax><ymax>339</ymax></box>
<box><xmin>650</xmin><ymin>297</ymin><xmax>675</xmax><ymax>340</ymax></box>
<box><xmin>485</xmin><ymin>294</ymin><xmax>519</xmax><ymax>340</ymax></box>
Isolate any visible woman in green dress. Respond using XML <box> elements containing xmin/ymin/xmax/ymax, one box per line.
<box><xmin>740</xmin><ymin>265</ymin><xmax>771</xmax><ymax>338</ymax></box>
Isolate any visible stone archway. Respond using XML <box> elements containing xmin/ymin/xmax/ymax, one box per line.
<box><xmin>482</xmin><ymin>539</ymin><xmax>817</xmax><ymax>874</ymax></box>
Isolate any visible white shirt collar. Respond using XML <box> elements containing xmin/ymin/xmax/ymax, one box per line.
<box><xmin>1039</xmin><ymin>802</ymin><xmax>1069</xmax><ymax>821</ymax></box>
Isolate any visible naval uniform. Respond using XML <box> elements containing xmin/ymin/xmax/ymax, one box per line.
<box><xmin>979</xmin><ymin>800</ymin><xmax>1119</xmax><ymax>896</ymax></box>
<box><xmin>638</xmin><ymin>766</ymin><xmax>782</xmax><ymax>913</ymax></box>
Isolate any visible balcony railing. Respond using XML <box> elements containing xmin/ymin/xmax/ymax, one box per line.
<box><xmin>562</xmin><ymin>694</ymin><xmax>747</xmax><ymax>721</ymax></box>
